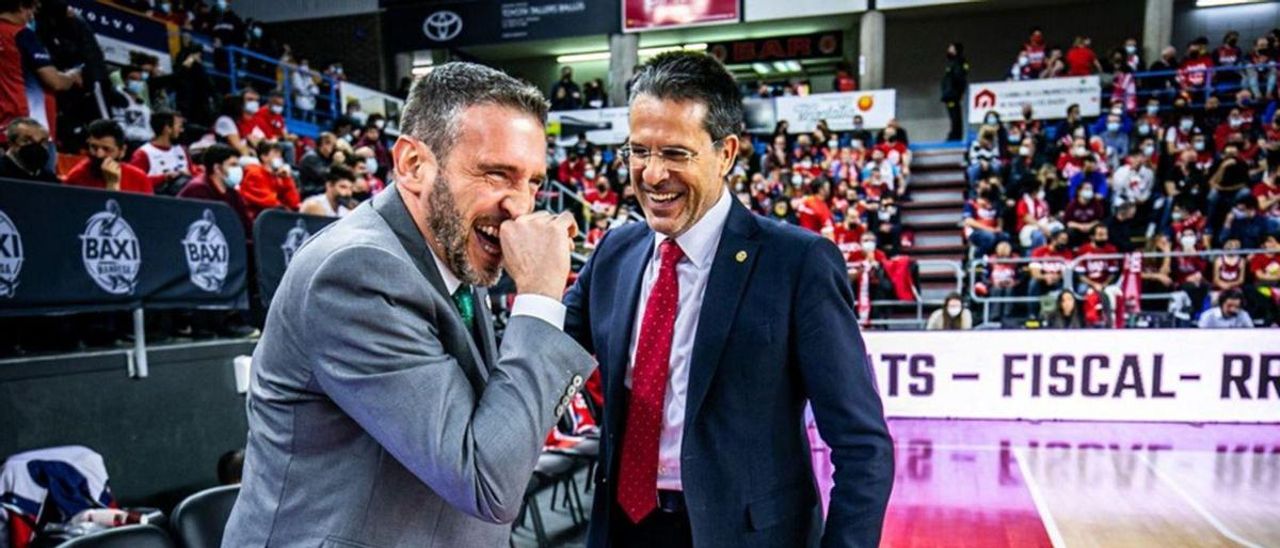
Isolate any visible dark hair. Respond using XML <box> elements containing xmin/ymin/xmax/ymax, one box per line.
<box><xmin>326</xmin><ymin>164</ymin><xmax>356</xmax><ymax>184</ymax></box>
<box><xmin>86</xmin><ymin>119</ymin><xmax>125</xmax><ymax>148</ymax></box>
<box><xmin>5</xmin><ymin>117</ymin><xmax>42</xmax><ymax>143</ymax></box>
<box><xmin>629</xmin><ymin>51</ymin><xmax>744</xmax><ymax>142</ymax></box>
<box><xmin>1220</xmin><ymin>288</ymin><xmax>1244</xmax><ymax>305</ymax></box>
<box><xmin>217</xmin><ymin>449</ymin><xmax>245</xmax><ymax>485</ymax></box>
<box><xmin>399</xmin><ymin>62</ymin><xmax>547</xmax><ymax>165</ymax></box>
<box><xmin>256</xmin><ymin>140</ymin><xmax>284</xmax><ymax>158</ymax></box>
<box><xmin>202</xmin><ymin>143</ymin><xmax>239</xmax><ymax>174</ymax></box>
<box><xmin>0</xmin><ymin>0</ymin><xmax>38</xmax><ymax>12</ymax></box>
<box><xmin>220</xmin><ymin>94</ymin><xmax>245</xmax><ymax>118</ymax></box>
<box><xmin>150</xmin><ymin>110</ymin><xmax>180</xmax><ymax>136</ymax></box>
<box><xmin>1091</xmin><ymin>223</ymin><xmax>1108</xmax><ymax>237</ymax></box>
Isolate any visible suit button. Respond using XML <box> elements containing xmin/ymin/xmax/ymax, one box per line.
<box><xmin>554</xmin><ymin>404</ymin><xmax>565</xmax><ymax>416</ymax></box>
<box><xmin>571</xmin><ymin>375</ymin><xmax>584</xmax><ymax>388</ymax></box>
<box><xmin>561</xmin><ymin>394</ymin><xmax>573</xmax><ymax>408</ymax></box>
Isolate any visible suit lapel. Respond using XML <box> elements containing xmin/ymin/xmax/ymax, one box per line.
<box><xmin>684</xmin><ymin>200</ymin><xmax>761</xmax><ymax>426</ymax></box>
<box><xmin>373</xmin><ymin>186</ymin><xmax>489</xmax><ymax>392</ymax></box>
<box><xmin>605</xmin><ymin>227</ymin><xmax>655</xmax><ymax>436</ymax></box>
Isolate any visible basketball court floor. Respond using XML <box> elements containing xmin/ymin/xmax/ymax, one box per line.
<box><xmin>812</xmin><ymin>419</ymin><xmax>1280</xmax><ymax>548</ymax></box>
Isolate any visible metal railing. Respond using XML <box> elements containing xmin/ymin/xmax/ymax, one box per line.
<box><xmin>197</xmin><ymin>41</ymin><xmax>345</xmax><ymax>133</ymax></box>
<box><xmin>851</xmin><ymin>258</ymin><xmax>964</xmax><ymax>329</ymax></box>
<box><xmin>966</xmin><ymin>248</ymin><xmax>1271</xmax><ymax>327</ymax></box>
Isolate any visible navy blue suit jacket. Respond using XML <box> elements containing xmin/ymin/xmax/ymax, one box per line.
<box><xmin>564</xmin><ymin>198</ymin><xmax>894</xmax><ymax>548</ymax></box>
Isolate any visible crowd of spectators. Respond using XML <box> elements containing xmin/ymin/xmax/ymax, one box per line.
<box><xmin>964</xmin><ymin>28</ymin><xmax>1280</xmax><ymax>328</ymax></box>
<box><xmin>0</xmin><ymin>0</ymin><xmax>396</xmax><ymax>351</ymax></box>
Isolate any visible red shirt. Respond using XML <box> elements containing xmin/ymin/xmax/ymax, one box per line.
<box><xmin>63</xmin><ymin>158</ymin><xmax>153</xmax><ymax>195</ymax></box>
<box><xmin>964</xmin><ymin>199</ymin><xmax>999</xmax><ymax>237</ymax></box>
<box><xmin>1250</xmin><ymin>253</ymin><xmax>1280</xmax><ymax>282</ymax></box>
<box><xmin>1252</xmin><ymin>182</ymin><xmax>1280</xmax><ymax>217</ymax></box>
<box><xmin>1023</xmin><ymin>42</ymin><xmax>1046</xmax><ymax>71</ymax></box>
<box><xmin>833</xmin><ymin>224</ymin><xmax>865</xmax><ymax>260</ymax></box>
<box><xmin>1015</xmin><ymin>195</ymin><xmax>1048</xmax><ymax>233</ymax></box>
<box><xmin>0</xmin><ymin>21</ymin><xmax>55</xmax><ymax>142</ymax></box>
<box><xmin>796</xmin><ymin>195</ymin><xmax>833</xmax><ymax>234</ymax></box>
<box><xmin>1178</xmin><ymin>55</ymin><xmax>1214</xmax><ymax>89</ymax></box>
<box><xmin>874</xmin><ymin>141</ymin><xmax>908</xmax><ymax>166</ymax></box>
<box><xmin>988</xmin><ymin>255</ymin><xmax>1018</xmax><ymax>287</ymax></box>
<box><xmin>238</xmin><ymin>163</ymin><xmax>301</xmax><ymax>219</ymax></box>
<box><xmin>1173</xmin><ymin>254</ymin><xmax>1207</xmax><ymax>284</ymax></box>
<box><xmin>1031</xmin><ymin>245</ymin><xmax>1073</xmax><ymax>275</ymax></box>
<box><xmin>1074</xmin><ymin>242</ymin><xmax>1119</xmax><ymax>283</ymax></box>
<box><xmin>1172</xmin><ymin>212</ymin><xmax>1207</xmax><ymax>239</ymax></box>
<box><xmin>582</xmin><ymin>187</ymin><xmax>618</xmax><ymax>213</ymax></box>
<box><xmin>846</xmin><ymin>249</ymin><xmax>889</xmax><ymax>282</ymax></box>
<box><xmin>1065</xmin><ymin>46</ymin><xmax>1097</xmax><ymax>76</ymax></box>
<box><xmin>253</xmin><ymin>108</ymin><xmax>286</xmax><ymax>140</ymax></box>
<box><xmin>237</xmin><ymin>113</ymin><xmax>267</xmax><ymax>142</ymax></box>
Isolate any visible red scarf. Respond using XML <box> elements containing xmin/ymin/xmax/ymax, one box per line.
<box><xmin>1117</xmin><ymin>252</ymin><xmax>1144</xmax><ymax>328</ymax></box>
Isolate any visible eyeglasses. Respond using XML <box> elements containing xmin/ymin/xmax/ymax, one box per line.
<box><xmin>620</xmin><ymin>139</ymin><xmax>722</xmax><ymax>171</ymax></box>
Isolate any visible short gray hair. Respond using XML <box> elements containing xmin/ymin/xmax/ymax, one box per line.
<box><xmin>400</xmin><ymin>62</ymin><xmax>548</xmax><ymax>164</ymax></box>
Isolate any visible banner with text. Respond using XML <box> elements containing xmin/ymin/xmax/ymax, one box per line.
<box><xmin>68</xmin><ymin>0</ymin><xmax>177</xmax><ymax>73</ymax></box>
<box><xmin>0</xmin><ymin>179</ymin><xmax>247</xmax><ymax>316</ymax></box>
<box><xmin>774</xmin><ymin>90</ymin><xmax>897</xmax><ymax>133</ymax></box>
<box><xmin>744</xmin><ymin>0</ymin><xmax>866</xmax><ymax>22</ymax></box>
<box><xmin>864</xmin><ymin>329</ymin><xmax>1280</xmax><ymax>423</ymax></box>
<box><xmin>967</xmin><ymin>76</ymin><xmax>1101</xmax><ymax>123</ymax></box>
<box><xmin>252</xmin><ymin>210</ymin><xmax>338</xmax><ymax>309</ymax></box>
<box><xmin>623</xmin><ymin>0</ymin><xmax>739</xmax><ymax>32</ymax></box>
<box><xmin>384</xmin><ymin>1</ymin><xmax>619</xmax><ymax>52</ymax></box>
<box><xmin>548</xmin><ymin>107</ymin><xmax>631</xmax><ymax>146</ymax></box>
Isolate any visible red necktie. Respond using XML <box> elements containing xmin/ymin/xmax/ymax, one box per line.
<box><xmin>617</xmin><ymin>238</ymin><xmax>684</xmax><ymax>524</ymax></box>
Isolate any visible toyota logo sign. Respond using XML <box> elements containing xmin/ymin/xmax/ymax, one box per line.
<box><xmin>423</xmin><ymin>10</ymin><xmax>462</xmax><ymax>42</ymax></box>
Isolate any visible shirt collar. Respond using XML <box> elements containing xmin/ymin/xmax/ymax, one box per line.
<box><xmin>427</xmin><ymin>244</ymin><xmax>463</xmax><ymax>295</ymax></box>
<box><xmin>652</xmin><ymin>188</ymin><xmax>732</xmax><ymax>269</ymax></box>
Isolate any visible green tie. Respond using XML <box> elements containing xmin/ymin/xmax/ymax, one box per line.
<box><xmin>452</xmin><ymin>285</ymin><xmax>475</xmax><ymax>330</ymax></box>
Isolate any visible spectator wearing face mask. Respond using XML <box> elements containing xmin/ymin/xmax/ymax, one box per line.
<box><xmin>213</xmin><ymin>92</ymin><xmax>254</xmax><ymax>156</ymax></box>
<box><xmin>869</xmin><ymin>193</ymin><xmax>901</xmax><ymax>256</ymax></box>
<box><xmin>1065</xmin><ymin>36</ymin><xmax>1102</xmax><ymax>76</ymax></box>
<box><xmin>64</xmin><ymin>119</ymin><xmax>151</xmax><ymax>194</ymax></box>
<box><xmin>967</xmin><ymin>125</ymin><xmax>1001</xmax><ymax>184</ymax></box>
<box><xmin>130</xmin><ymin>110</ymin><xmax>193</xmax><ymax>195</ymax></box>
<box><xmin>1146</xmin><ymin>46</ymin><xmax>1179</xmax><ymax>103</ymax></box>
<box><xmin>253</xmin><ymin>92</ymin><xmax>298</xmax><ymax>164</ymax></box>
<box><xmin>1244</xmin><ymin>37</ymin><xmax>1276</xmax><ymax>99</ymax></box>
<box><xmin>1097</xmin><ymin>112</ymin><xmax>1129</xmax><ymax>171</ymax></box>
<box><xmin>354</xmin><ymin>120</ymin><xmax>390</xmax><ymax>176</ymax></box>
<box><xmin>1213</xmin><ymin>108</ymin><xmax>1252</xmax><ymax>154</ymax></box>
<box><xmin>1212</xmin><ymin>31</ymin><xmax>1244</xmax><ymax>96</ymax></box>
<box><xmin>1064</xmin><ymin>184</ymin><xmax>1105</xmax><ymax>245</ymax></box>
<box><xmin>239</xmin><ymin>141</ymin><xmax>300</xmax><ymax>220</ymax></box>
<box><xmin>846</xmin><ymin>231</ymin><xmax>896</xmax><ymax>300</ymax></box>
<box><xmin>291</xmin><ymin>57</ymin><xmax>319</xmax><ymax>123</ymax></box>
<box><xmin>1162</xmin><ymin>152</ymin><xmax>1208</xmax><ymax>230</ymax></box>
<box><xmin>0</xmin><ymin>117</ymin><xmax>57</xmax><ymax>183</ymax></box>
<box><xmin>1067</xmin><ymin>156</ymin><xmax>1108</xmax><ymax>202</ymax></box>
<box><xmin>964</xmin><ymin>188</ymin><xmax>1005</xmax><ymax>255</ymax></box>
<box><xmin>583</xmin><ymin>174</ymin><xmax>619</xmax><ymax>222</ymax></box>
<box><xmin>1197</xmin><ymin>289</ymin><xmax>1252</xmax><ymax>328</ymax></box>
<box><xmin>1162</xmin><ymin>112</ymin><xmax>1201</xmax><ymax>157</ymax></box>
<box><xmin>927</xmin><ymin>293</ymin><xmax>972</xmax><ymax>330</ymax></box>
<box><xmin>178</xmin><ymin>143</ymin><xmax>251</xmax><ymax>237</ymax></box>
<box><xmin>1110</xmin><ymin>150</ymin><xmax>1155</xmax><ymax>216</ymax></box>
<box><xmin>1042</xmin><ymin>290</ymin><xmax>1085</xmax><ymax>329</ymax></box>
<box><xmin>1178</xmin><ymin>37</ymin><xmax>1214</xmax><ymax>95</ymax></box>
<box><xmin>1016</xmin><ymin>180</ymin><xmax>1052</xmax><ymax>250</ymax></box>
<box><xmin>299</xmin><ymin>164</ymin><xmax>355</xmax><ymax>218</ymax></box>
<box><xmin>350</xmin><ymin>145</ymin><xmax>385</xmax><ymax>200</ymax></box>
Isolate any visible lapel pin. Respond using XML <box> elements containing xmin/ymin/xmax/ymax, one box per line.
<box><xmin>735</xmin><ymin>250</ymin><xmax>748</xmax><ymax>263</ymax></box>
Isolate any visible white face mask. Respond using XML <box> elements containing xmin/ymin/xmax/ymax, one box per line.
<box><xmin>374</xmin><ymin>119</ymin><xmax>386</xmax><ymax>130</ymax></box>
<box><xmin>1018</xmin><ymin>145</ymin><xmax>1032</xmax><ymax>156</ymax></box>
<box><xmin>224</xmin><ymin>165</ymin><xmax>243</xmax><ymax>188</ymax></box>
<box><xmin>270</xmin><ymin>104</ymin><xmax>284</xmax><ymax>115</ymax></box>
<box><xmin>584</xmin><ymin>169</ymin><xmax>596</xmax><ymax>180</ymax></box>
<box><xmin>1179</xmin><ymin>119</ymin><xmax>1193</xmax><ymax>131</ymax></box>
<box><xmin>244</xmin><ymin>100</ymin><xmax>260</xmax><ymax>114</ymax></box>
<box><xmin>1080</xmin><ymin>189</ymin><xmax>1095</xmax><ymax>201</ymax></box>
<box><xmin>270</xmin><ymin>157</ymin><xmax>284</xmax><ymax>170</ymax></box>
<box><xmin>365</xmin><ymin>157</ymin><xmax>378</xmax><ymax>173</ymax></box>
<box><xmin>947</xmin><ymin>304</ymin><xmax>963</xmax><ymax>317</ymax></box>
<box><xmin>791</xmin><ymin>174</ymin><xmax>803</xmax><ymax>186</ymax></box>
<box><xmin>1142</xmin><ymin>144</ymin><xmax>1155</xmax><ymax>156</ymax></box>
<box><xmin>861</xmin><ymin>241</ymin><xmax>876</xmax><ymax>253</ymax></box>
<box><xmin>1180</xmin><ymin>235</ymin><xmax>1197</xmax><ymax>248</ymax></box>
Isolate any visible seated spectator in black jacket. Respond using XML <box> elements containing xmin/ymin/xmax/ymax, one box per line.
<box><xmin>0</xmin><ymin>118</ymin><xmax>58</xmax><ymax>183</ymax></box>
<box><xmin>299</xmin><ymin>132</ymin><xmax>337</xmax><ymax>198</ymax></box>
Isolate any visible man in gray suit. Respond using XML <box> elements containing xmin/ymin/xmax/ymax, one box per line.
<box><xmin>223</xmin><ymin>63</ymin><xmax>595</xmax><ymax>547</ymax></box>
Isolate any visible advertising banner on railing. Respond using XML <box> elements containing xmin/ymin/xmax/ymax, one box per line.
<box><xmin>0</xmin><ymin>179</ymin><xmax>247</xmax><ymax>316</ymax></box>
<box><xmin>548</xmin><ymin>107</ymin><xmax>631</xmax><ymax>146</ymax></box>
<box><xmin>773</xmin><ymin>89</ymin><xmax>897</xmax><ymax>133</ymax></box>
<box><xmin>339</xmin><ymin>81</ymin><xmax>405</xmax><ymax>136</ymax></box>
<box><xmin>863</xmin><ymin>329</ymin><xmax>1280</xmax><ymax>423</ymax></box>
<box><xmin>68</xmin><ymin>0</ymin><xmax>177</xmax><ymax>73</ymax></box>
<box><xmin>252</xmin><ymin>210</ymin><xmax>338</xmax><ymax>309</ymax></box>
<box><xmin>967</xmin><ymin>76</ymin><xmax>1101</xmax><ymax>123</ymax></box>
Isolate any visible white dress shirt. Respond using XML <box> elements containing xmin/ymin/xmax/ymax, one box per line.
<box><xmin>428</xmin><ymin>245</ymin><xmax>565</xmax><ymax>330</ymax></box>
<box><xmin>626</xmin><ymin>189</ymin><xmax>732</xmax><ymax>491</ymax></box>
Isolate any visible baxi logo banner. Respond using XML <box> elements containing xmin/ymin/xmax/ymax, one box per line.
<box><xmin>0</xmin><ymin>209</ymin><xmax>22</xmax><ymax>298</ymax></box>
<box><xmin>281</xmin><ymin>219</ymin><xmax>310</xmax><ymax>267</ymax></box>
<box><xmin>183</xmin><ymin>209</ymin><xmax>230</xmax><ymax>293</ymax></box>
<box><xmin>80</xmin><ymin>199</ymin><xmax>141</xmax><ymax>295</ymax></box>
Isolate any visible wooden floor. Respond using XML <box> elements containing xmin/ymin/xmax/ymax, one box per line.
<box><xmin>812</xmin><ymin>419</ymin><xmax>1280</xmax><ymax>548</ymax></box>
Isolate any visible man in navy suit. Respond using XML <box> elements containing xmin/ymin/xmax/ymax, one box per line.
<box><xmin>564</xmin><ymin>51</ymin><xmax>894</xmax><ymax>548</ymax></box>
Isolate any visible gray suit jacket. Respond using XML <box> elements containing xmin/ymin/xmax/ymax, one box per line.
<box><xmin>223</xmin><ymin>187</ymin><xmax>594</xmax><ymax>547</ymax></box>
